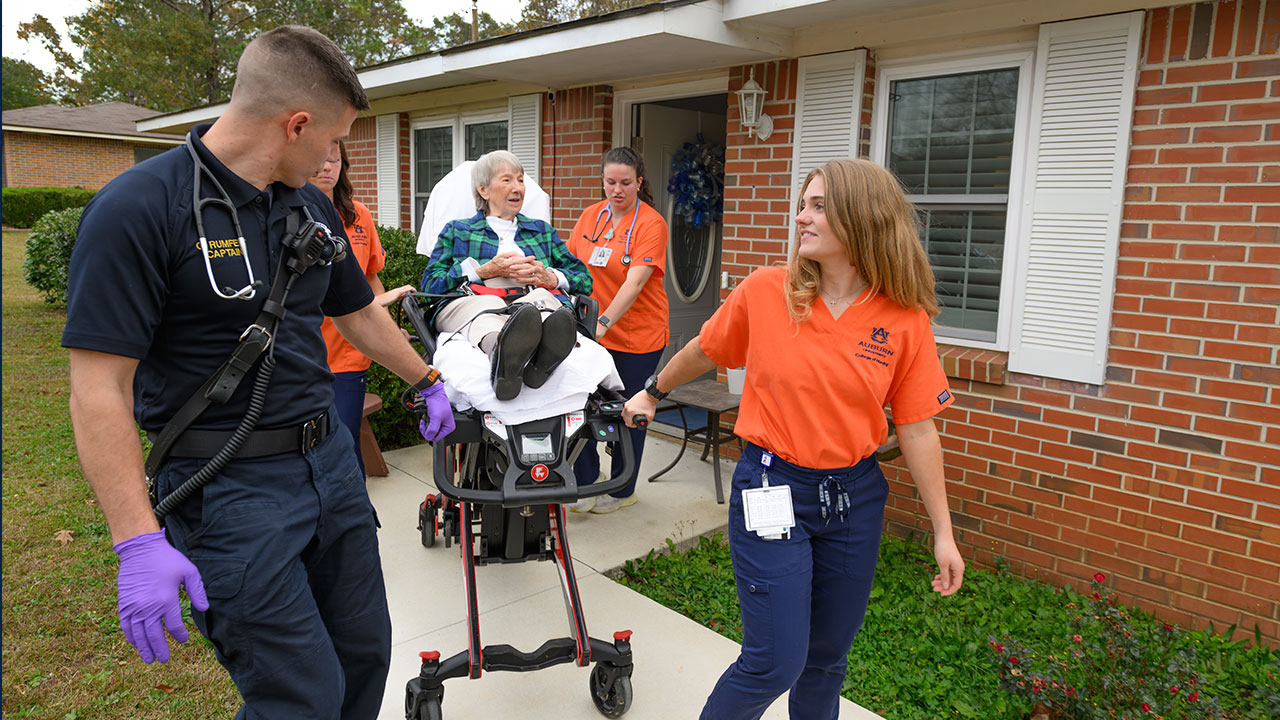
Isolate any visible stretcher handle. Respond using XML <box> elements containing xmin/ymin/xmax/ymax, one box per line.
<box><xmin>430</xmin><ymin>395</ymin><xmax>638</xmax><ymax>507</ymax></box>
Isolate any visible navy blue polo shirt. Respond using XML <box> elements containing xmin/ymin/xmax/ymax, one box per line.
<box><xmin>61</xmin><ymin>124</ymin><xmax>374</xmax><ymax>431</ymax></box>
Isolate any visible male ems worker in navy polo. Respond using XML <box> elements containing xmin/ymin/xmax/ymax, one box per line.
<box><xmin>62</xmin><ymin>26</ymin><xmax>452</xmax><ymax>719</ymax></box>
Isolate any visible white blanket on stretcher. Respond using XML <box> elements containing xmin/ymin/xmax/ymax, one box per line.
<box><xmin>433</xmin><ymin>331</ymin><xmax>624</xmax><ymax>425</ymax></box>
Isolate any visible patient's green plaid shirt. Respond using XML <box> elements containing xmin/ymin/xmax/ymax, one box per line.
<box><xmin>421</xmin><ymin>212</ymin><xmax>592</xmax><ymax>297</ymax></box>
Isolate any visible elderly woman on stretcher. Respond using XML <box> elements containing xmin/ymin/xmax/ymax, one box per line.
<box><xmin>420</xmin><ymin>150</ymin><xmax>593</xmax><ymax>401</ymax></box>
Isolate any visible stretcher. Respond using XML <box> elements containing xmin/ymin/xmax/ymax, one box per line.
<box><xmin>399</xmin><ymin>291</ymin><xmax>639</xmax><ymax>720</ymax></box>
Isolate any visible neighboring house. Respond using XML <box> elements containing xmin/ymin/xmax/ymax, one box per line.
<box><xmin>141</xmin><ymin>0</ymin><xmax>1279</xmax><ymax>642</ymax></box>
<box><xmin>2</xmin><ymin>101</ymin><xmax>183</xmax><ymax>189</ymax></box>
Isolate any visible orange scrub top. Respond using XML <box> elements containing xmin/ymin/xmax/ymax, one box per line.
<box><xmin>322</xmin><ymin>200</ymin><xmax>385</xmax><ymax>373</ymax></box>
<box><xmin>567</xmin><ymin>199</ymin><xmax>669</xmax><ymax>354</ymax></box>
<box><xmin>697</xmin><ymin>266</ymin><xmax>955</xmax><ymax>469</ymax></box>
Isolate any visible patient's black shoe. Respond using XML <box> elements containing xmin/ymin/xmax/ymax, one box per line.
<box><xmin>523</xmin><ymin>306</ymin><xmax>577</xmax><ymax>389</ymax></box>
<box><xmin>490</xmin><ymin>303</ymin><xmax>541</xmax><ymax>401</ymax></box>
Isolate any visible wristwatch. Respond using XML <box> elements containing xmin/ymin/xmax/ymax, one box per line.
<box><xmin>644</xmin><ymin>373</ymin><xmax>668</xmax><ymax>401</ymax></box>
<box><xmin>598</xmin><ymin>314</ymin><xmax>612</xmax><ymax>328</ymax></box>
<box><xmin>412</xmin><ymin>367</ymin><xmax>442</xmax><ymax>390</ymax></box>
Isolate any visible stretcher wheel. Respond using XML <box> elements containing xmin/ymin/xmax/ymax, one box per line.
<box><xmin>419</xmin><ymin>495</ymin><xmax>438</xmax><ymax>548</ymax></box>
<box><xmin>409</xmin><ymin>696</ymin><xmax>442</xmax><ymax>720</ymax></box>
<box><xmin>589</xmin><ymin>664</ymin><xmax>632</xmax><ymax>718</ymax></box>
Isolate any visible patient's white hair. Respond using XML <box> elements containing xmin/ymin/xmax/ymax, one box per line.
<box><xmin>472</xmin><ymin>150</ymin><xmax>524</xmax><ymax>213</ymax></box>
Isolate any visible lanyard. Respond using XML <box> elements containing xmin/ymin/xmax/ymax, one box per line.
<box><xmin>584</xmin><ymin>203</ymin><xmax>639</xmax><ymax>266</ymax></box>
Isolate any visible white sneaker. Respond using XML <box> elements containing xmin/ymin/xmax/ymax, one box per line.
<box><xmin>590</xmin><ymin>494</ymin><xmax>637</xmax><ymax>514</ymax></box>
<box><xmin>569</xmin><ymin>496</ymin><xmax>596</xmax><ymax>513</ymax></box>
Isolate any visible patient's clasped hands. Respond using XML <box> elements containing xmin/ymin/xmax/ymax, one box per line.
<box><xmin>479</xmin><ymin>252</ymin><xmax>555</xmax><ymax>288</ymax></box>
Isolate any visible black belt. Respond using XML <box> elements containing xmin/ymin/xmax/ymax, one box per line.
<box><xmin>153</xmin><ymin>411</ymin><xmax>331</xmax><ymax>460</ymax></box>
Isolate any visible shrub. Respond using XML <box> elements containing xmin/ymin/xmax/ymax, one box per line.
<box><xmin>989</xmin><ymin>574</ymin><xmax>1228</xmax><ymax>719</ymax></box>
<box><xmin>365</xmin><ymin>223</ymin><xmax>431</xmax><ymax>450</ymax></box>
<box><xmin>23</xmin><ymin>206</ymin><xmax>84</xmax><ymax>306</ymax></box>
<box><xmin>3</xmin><ymin>187</ymin><xmax>96</xmax><ymax>228</ymax></box>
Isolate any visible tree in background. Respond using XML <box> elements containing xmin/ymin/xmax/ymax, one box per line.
<box><xmin>13</xmin><ymin>0</ymin><xmax>665</xmax><ymax>112</ymax></box>
<box><xmin>427</xmin><ymin>10</ymin><xmax>513</xmax><ymax>48</ymax></box>
<box><xmin>2</xmin><ymin>57</ymin><xmax>55</xmax><ymax>110</ymax></box>
<box><xmin>16</xmin><ymin>0</ymin><xmax>439</xmax><ymax>112</ymax></box>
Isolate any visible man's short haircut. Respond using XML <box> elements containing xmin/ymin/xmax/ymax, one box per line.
<box><xmin>231</xmin><ymin>25</ymin><xmax>370</xmax><ymax>118</ymax></box>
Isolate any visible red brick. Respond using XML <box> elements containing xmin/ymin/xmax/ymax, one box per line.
<box><xmin>1146</xmin><ymin>261</ymin><xmax>1212</xmax><ymax>280</ymax></box>
<box><xmin>1157</xmin><ymin>146</ymin><xmax>1224</xmax><ymax>165</ymax></box>
<box><xmin>1235</xmin><ymin>0</ymin><xmax>1263</xmax><ymax>55</ymax></box>
<box><xmin>1223</xmin><ymin>101</ymin><xmax>1280</xmax><ymax>121</ymax></box>
<box><xmin>1202</xmin><ymin>340</ymin><xmax>1272</xmax><ymax>363</ymax></box>
<box><xmin>1237</xmin><ymin>58</ymin><xmax>1280</xmax><ymax>78</ymax></box>
<box><xmin>1147</xmin><ymin>6</ymin><xmax>1171</xmax><ymax>63</ymax></box>
<box><xmin>1217</xmin><ymin>225</ymin><xmax>1279</xmax><ymax>243</ymax></box>
<box><xmin>1214</xmin><ymin>264</ymin><xmax>1280</xmax><ymax>284</ymax></box>
<box><xmin>1193</xmin><ymin>124</ymin><xmax>1264</xmax><ymax>143</ymax></box>
<box><xmin>1128</xmin><ymin>166</ymin><xmax>1187</xmax><ymax>184</ymax></box>
<box><xmin>1198</xmin><ymin>81</ymin><xmax>1270</xmax><ymax>101</ymax></box>
<box><xmin>1205</xmin><ymin>302</ymin><xmax>1276</xmax><ymax>324</ymax></box>
<box><xmin>1161</xmin><ymin>104</ymin><xmax>1229</xmax><ymax>124</ymax></box>
<box><xmin>1183</xmin><ymin>204</ymin><xmax>1254</xmax><ymax>222</ymax></box>
<box><xmin>1190</xmin><ymin>165</ymin><xmax>1257</xmax><ymax>182</ymax></box>
<box><xmin>1173</xmin><ymin>283</ymin><xmax>1240</xmax><ymax>302</ymax></box>
<box><xmin>1168</xmin><ymin>4</ymin><xmax>1193</xmax><ymax>61</ymax></box>
<box><xmin>1165</xmin><ymin>62</ymin><xmax>1236</xmax><ymax>84</ymax></box>
<box><xmin>1123</xmin><ymin>203</ymin><xmax>1182</xmax><ymax>220</ymax></box>
<box><xmin>1223</xmin><ymin>185</ymin><xmax>1280</xmax><ymax>203</ymax></box>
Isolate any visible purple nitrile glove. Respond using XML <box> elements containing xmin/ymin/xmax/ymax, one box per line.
<box><xmin>113</xmin><ymin>530</ymin><xmax>209</xmax><ymax>664</ymax></box>
<box><xmin>418</xmin><ymin>383</ymin><xmax>456</xmax><ymax>442</ymax></box>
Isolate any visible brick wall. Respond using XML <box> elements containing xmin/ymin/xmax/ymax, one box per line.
<box><xmin>3</xmin><ymin>131</ymin><xmax>165</xmax><ymax>190</ymax></box>
<box><xmin>541</xmin><ymin>86</ymin><xmax>614</xmax><ymax>238</ymax></box>
<box><xmin>344</xmin><ymin>114</ymin><xmax>413</xmax><ymax>229</ymax></box>
<box><xmin>881</xmin><ymin>0</ymin><xmax>1280</xmax><ymax>643</ymax></box>
<box><xmin>720</xmin><ymin>61</ymin><xmax>800</xmax><ymax>280</ymax></box>
<box><xmin>346</xmin><ymin>115</ymin><xmax>378</xmax><ymax>212</ymax></box>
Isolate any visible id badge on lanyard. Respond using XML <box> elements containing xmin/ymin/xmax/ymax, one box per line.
<box><xmin>742</xmin><ymin>452</ymin><xmax>795</xmax><ymax>540</ymax></box>
<box><xmin>588</xmin><ymin>246</ymin><xmax>613</xmax><ymax>267</ymax></box>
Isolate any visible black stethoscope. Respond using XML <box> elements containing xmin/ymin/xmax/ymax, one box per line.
<box><xmin>582</xmin><ymin>203</ymin><xmax>639</xmax><ymax>266</ymax></box>
<box><xmin>186</xmin><ymin>137</ymin><xmax>261</xmax><ymax>301</ymax></box>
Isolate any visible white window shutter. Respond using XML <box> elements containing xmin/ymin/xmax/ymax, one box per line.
<box><xmin>508</xmin><ymin>94</ymin><xmax>542</xmax><ymax>183</ymax></box>
<box><xmin>791</xmin><ymin>50</ymin><xmax>868</xmax><ymax>199</ymax></box>
<box><xmin>376</xmin><ymin>113</ymin><xmax>400</xmax><ymax>227</ymax></box>
<box><xmin>1008</xmin><ymin>12</ymin><xmax>1143</xmax><ymax>384</ymax></box>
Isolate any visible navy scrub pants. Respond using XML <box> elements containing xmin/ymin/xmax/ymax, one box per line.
<box><xmin>332</xmin><ymin>369</ymin><xmax>369</xmax><ymax>476</ymax></box>
<box><xmin>154</xmin><ymin>414</ymin><xmax>391</xmax><ymax>720</ymax></box>
<box><xmin>574</xmin><ymin>346</ymin><xmax>664</xmax><ymax>498</ymax></box>
<box><xmin>700</xmin><ymin>443</ymin><xmax>888</xmax><ymax>720</ymax></box>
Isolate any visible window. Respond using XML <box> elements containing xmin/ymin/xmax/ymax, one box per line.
<box><xmin>411</xmin><ymin>115</ymin><xmax>509</xmax><ymax>232</ymax></box>
<box><xmin>134</xmin><ymin>145</ymin><xmax>167</xmax><ymax>164</ymax></box>
<box><xmin>413</xmin><ymin>125</ymin><xmax>453</xmax><ymax>234</ymax></box>
<box><xmin>465</xmin><ymin>120</ymin><xmax>507</xmax><ymax>160</ymax></box>
<box><xmin>887</xmin><ymin>67</ymin><xmax>1020</xmax><ymax>343</ymax></box>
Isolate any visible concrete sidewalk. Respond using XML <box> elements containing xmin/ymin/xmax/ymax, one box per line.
<box><xmin>370</xmin><ymin>435</ymin><xmax>883</xmax><ymax>720</ymax></box>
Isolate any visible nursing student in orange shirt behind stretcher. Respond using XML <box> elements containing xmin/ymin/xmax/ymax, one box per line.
<box><xmin>311</xmin><ymin>142</ymin><xmax>414</xmax><ymax>476</ymax></box>
<box><xmin>624</xmin><ymin>158</ymin><xmax>966</xmax><ymax>720</ymax></box>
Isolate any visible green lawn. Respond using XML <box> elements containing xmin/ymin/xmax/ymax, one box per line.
<box><xmin>2</xmin><ymin>231</ymin><xmax>239</xmax><ymax>719</ymax></box>
<box><xmin>618</xmin><ymin>531</ymin><xmax>1279</xmax><ymax>719</ymax></box>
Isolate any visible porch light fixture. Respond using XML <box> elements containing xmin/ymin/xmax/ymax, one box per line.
<box><xmin>736</xmin><ymin>68</ymin><xmax>773</xmax><ymax>141</ymax></box>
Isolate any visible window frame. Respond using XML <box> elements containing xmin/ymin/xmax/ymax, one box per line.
<box><xmin>409</xmin><ymin>109</ymin><xmax>509</xmax><ymax>232</ymax></box>
<box><xmin>870</xmin><ymin>46</ymin><xmax>1035</xmax><ymax>351</ymax></box>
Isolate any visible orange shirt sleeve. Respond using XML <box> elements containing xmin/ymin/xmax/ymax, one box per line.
<box><xmin>629</xmin><ymin>207</ymin><xmax>666</xmax><ymax>278</ymax></box>
<box><xmin>885</xmin><ymin>310</ymin><xmax>954</xmax><ymax>424</ymax></box>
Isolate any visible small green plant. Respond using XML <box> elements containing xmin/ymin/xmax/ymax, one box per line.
<box><xmin>23</xmin><ymin>206</ymin><xmax>84</xmax><ymax>306</ymax></box>
<box><xmin>2</xmin><ymin>186</ymin><xmax>96</xmax><ymax>228</ymax></box>
<box><xmin>365</xmin><ymin>223</ymin><xmax>430</xmax><ymax>450</ymax></box>
<box><xmin>989</xmin><ymin>573</ymin><xmax>1224</xmax><ymax>719</ymax></box>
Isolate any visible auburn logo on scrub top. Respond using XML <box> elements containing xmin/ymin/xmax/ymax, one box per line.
<box><xmin>871</xmin><ymin>327</ymin><xmax>889</xmax><ymax>344</ymax></box>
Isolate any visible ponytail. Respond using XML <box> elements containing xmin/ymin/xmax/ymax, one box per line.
<box><xmin>602</xmin><ymin>146</ymin><xmax>654</xmax><ymax>207</ymax></box>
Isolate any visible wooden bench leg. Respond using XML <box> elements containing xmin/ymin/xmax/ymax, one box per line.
<box><xmin>361</xmin><ymin>392</ymin><xmax>388</xmax><ymax>477</ymax></box>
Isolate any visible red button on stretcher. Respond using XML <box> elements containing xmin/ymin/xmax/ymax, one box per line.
<box><xmin>419</xmin><ymin>651</ymin><xmax>440</xmax><ymax>662</ymax></box>
<box><xmin>613</xmin><ymin>630</ymin><xmax>633</xmax><ymax>641</ymax></box>
<box><xmin>531</xmin><ymin>464</ymin><xmax>549</xmax><ymax>482</ymax></box>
